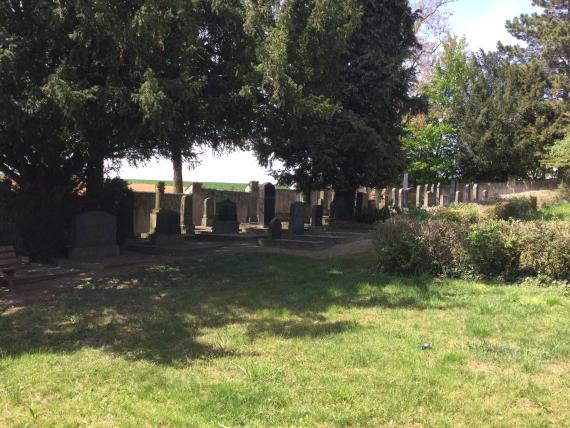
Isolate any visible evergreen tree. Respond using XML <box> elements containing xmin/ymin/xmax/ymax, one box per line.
<box><xmin>248</xmin><ymin>0</ymin><xmax>419</xmax><ymax>218</ymax></box>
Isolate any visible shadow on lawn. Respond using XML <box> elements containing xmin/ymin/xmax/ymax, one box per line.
<box><xmin>0</xmin><ymin>253</ymin><xmax>459</xmax><ymax>366</ymax></box>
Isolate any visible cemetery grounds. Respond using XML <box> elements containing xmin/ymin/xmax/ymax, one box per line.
<box><xmin>0</xmin><ymin>205</ymin><xmax>569</xmax><ymax>426</ymax></box>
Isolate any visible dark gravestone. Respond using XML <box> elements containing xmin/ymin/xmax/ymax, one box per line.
<box><xmin>201</xmin><ymin>197</ymin><xmax>215</xmax><ymax>227</ymax></box>
<box><xmin>69</xmin><ymin>211</ymin><xmax>120</xmax><ymax>259</ymax></box>
<box><xmin>153</xmin><ymin>210</ymin><xmax>181</xmax><ymax>235</ymax></box>
<box><xmin>180</xmin><ymin>195</ymin><xmax>194</xmax><ymax>235</ymax></box>
<box><xmin>0</xmin><ymin>223</ymin><xmax>18</xmax><ymax>246</ymax></box>
<box><xmin>268</xmin><ymin>218</ymin><xmax>282</xmax><ymax>240</ymax></box>
<box><xmin>311</xmin><ymin>204</ymin><xmax>323</xmax><ymax>228</ymax></box>
<box><xmin>289</xmin><ymin>202</ymin><xmax>305</xmax><ymax>237</ymax></box>
<box><xmin>355</xmin><ymin>192</ymin><xmax>366</xmax><ymax>217</ymax></box>
<box><xmin>258</xmin><ymin>183</ymin><xmax>276</xmax><ymax>227</ymax></box>
<box><xmin>449</xmin><ymin>179</ymin><xmax>457</xmax><ymax>202</ymax></box>
<box><xmin>212</xmin><ymin>200</ymin><xmax>239</xmax><ymax>234</ymax></box>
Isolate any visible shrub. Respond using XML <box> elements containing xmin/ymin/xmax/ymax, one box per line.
<box><xmin>512</xmin><ymin>221</ymin><xmax>570</xmax><ymax>280</ymax></box>
<box><xmin>466</xmin><ymin>221</ymin><xmax>521</xmax><ymax>280</ymax></box>
<box><xmin>431</xmin><ymin>204</ymin><xmax>481</xmax><ymax>224</ymax></box>
<box><xmin>356</xmin><ymin>206</ymin><xmax>391</xmax><ymax>224</ymax></box>
<box><xmin>495</xmin><ymin>196</ymin><xmax>537</xmax><ymax>220</ymax></box>
<box><xmin>372</xmin><ymin>218</ymin><xmax>429</xmax><ymax>275</ymax></box>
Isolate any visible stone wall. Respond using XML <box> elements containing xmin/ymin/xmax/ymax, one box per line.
<box><xmin>131</xmin><ymin>179</ymin><xmax>560</xmax><ymax>236</ymax></box>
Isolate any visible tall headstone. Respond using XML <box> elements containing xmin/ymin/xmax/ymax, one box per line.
<box><xmin>482</xmin><ymin>189</ymin><xmax>489</xmax><ymax>200</ymax></box>
<box><xmin>430</xmin><ymin>184</ymin><xmax>436</xmax><ymax>194</ymax></box>
<box><xmin>416</xmin><ymin>186</ymin><xmax>423</xmax><ymax>207</ymax></box>
<box><xmin>212</xmin><ymin>200</ymin><xmax>239</xmax><ymax>234</ymax></box>
<box><xmin>455</xmin><ymin>191</ymin><xmax>462</xmax><ymax>204</ymax></box>
<box><xmin>289</xmin><ymin>202</ymin><xmax>305</xmax><ymax>237</ymax></box>
<box><xmin>402</xmin><ymin>173</ymin><xmax>409</xmax><ymax>191</ymax></box>
<box><xmin>424</xmin><ymin>191</ymin><xmax>436</xmax><ymax>207</ymax></box>
<box><xmin>258</xmin><ymin>182</ymin><xmax>276</xmax><ymax>227</ymax></box>
<box><xmin>268</xmin><ymin>218</ymin><xmax>282</xmax><ymax>240</ymax></box>
<box><xmin>436</xmin><ymin>183</ymin><xmax>441</xmax><ymax>201</ymax></box>
<box><xmin>201</xmin><ymin>197</ymin><xmax>215</xmax><ymax>227</ymax></box>
<box><xmin>355</xmin><ymin>192</ymin><xmax>367</xmax><ymax>217</ymax></box>
<box><xmin>439</xmin><ymin>194</ymin><xmax>448</xmax><ymax>207</ymax></box>
<box><xmin>390</xmin><ymin>188</ymin><xmax>398</xmax><ymax>207</ymax></box>
<box><xmin>449</xmin><ymin>179</ymin><xmax>457</xmax><ymax>202</ymax></box>
<box><xmin>68</xmin><ymin>211</ymin><xmax>120</xmax><ymax>259</ymax></box>
<box><xmin>464</xmin><ymin>184</ymin><xmax>471</xmax><ymax>203</ymax></box>
<box><xmin>398</xmin><ymin>189</ymin><xmax>407</xmax><ymax>209</ymax></box>
<box><xmin>311</xmin><ymin>204</ymin><xmax>324</xmax><ymax>228</ymax></box>
<box><xmin>472</xmin><ymin>183</ymin><xmax>479</xmax><ymax>202</ymax></box>
<box><xmin>180</xmin><ymin>195</ymin><xmax>194</xmax><ymax>235</ymax></box>
<box><xmin>382</xmin><ymin>187</ymin><xmax>390</xmax><ymax>207</ymax></box>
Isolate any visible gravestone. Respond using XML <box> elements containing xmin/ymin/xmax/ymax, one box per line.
<box><xmin>69</xmin><ymin>211</ymin><xmax>120</xmax><ymax>259</ymax></box>
<box><xmin>258</xmin><ymin>183</ymin><xmax>276</xmax><ymax>227</ymax></box>
<box><xmin>289</xmin><ymin>202</ymin><xmax>305</xmax><ymax>237</ymax></box>
<box><xmin>390</xmin><ymin>188</ymin><xmax>398</xmax><ymax>207</ymax></box>
<box><xmin>153</xmin><ymin>210</ymin><xmax>181</xmax><ymax>235</ymax></box>
<box><xmin>355</xmin><ymin>192</ymin><xmax>367</xmax><ymax>217</ymax></box>
<box><xmin>212</xmin><ymin>200</ymin><xmax>239</xmax><ymax>234</ymax></box>
<box><xmin>455</xmin><ymin>191</ymin><xmax>463</xmax><ymax>204</ymax></box>
<box><xmin>472</xmin><ymin>183</ymin><xmax>479</xmax><ymax>202</ymax></box>
<box><xmin>268</xmin><ymin>218</ymin><xmax>282</xmax><ymax>240</ymax></box>
<box><xmin>482</xmin><ymin>189</ymin><xmax>489</xmax><ymax>200</ymax></box>
<box><xmin>382</xmin><ymin>187</ymin><xmax>390</xmax><ymax>207</ymax></box>
<box><xmin>439</xmin><ymin>194</ymin><xmax>448</xmax><ymax>207</ymax></box>
<box><xmin>311</xmin><ymin>204</ymin><xmax>324</xmax><ymax>228</ymax></box>
<box><xmin>430</xmin><ymin>184</ymin><xmax>436</xmax><ymax>193</ymax></box>
<box><xmin>180</xmin><ymin>195</ymin><xmax>194</xmax><ymax>235</ymax></box>
<box><xmin>402</xmin><ymin>173</ymin><xmax>409</xmax><ymax>191</ymax></box>
<box><xmin>201</xmin><ymin>197</ymin><xmax>215</xmax><ymax>227</ymax></box>
<box><xmin>424</xmin><ymin>191</ymin><xmax>436</xmax><ymax>207</ymax></box>
<box><xmin>415</xmin><ymin>186</ymin><xmax>423</xmax><ymax>207</ymax></box>
<box><xmin>398</xmin><ymin>189</ymin><xmax>405</xmax><ymax>209</ymax></box>
<box><xmin>436</xmin><ymin>183</ymin><xmax>441</xmax><ymax>201</ymax></box>
<box><xmin>464</xmin><ymin>184</ymin><xmax>471</xmax><ymax>203</ymax></box>
<box><xmin>449</xmin><ymin>179</ymin><xmax>457</xmax><ymax>202</ymax></box>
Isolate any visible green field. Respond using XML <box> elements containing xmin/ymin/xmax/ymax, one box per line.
<box><xmin>127</xmin><ymin>179</ymin><xmax>292</xmax><ymax>192</ymax></box>
<box><xmin>1</xmin><ymin>253</ymin><xmax>569</xmax><ymax>426</ymax></box>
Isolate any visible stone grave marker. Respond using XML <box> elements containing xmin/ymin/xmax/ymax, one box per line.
<box><xmin>472</xmin><ymin>183</ymin><xmax>479</xmax><ymax>202</ymax></box>
<box><xmin>449</xmin><ymin>179</ymin><xmax>457</xmax><ymax>202</ymax></box>
<box><xmin>180</xmin><ymin>195</ymin><xmax>194</xmax><ymax>235</ymax></box>
<box><xmin>201</xmin><ymin>197</ymin><xmax>215</xmax><ymax>227</ymax></box>
<box><xmin>390</xmin><ymin>188</ymin><xmax>398</xmax><ymax>207</ymax></box>
<box><xmin>455</xmin><ymin>191</ymin><xmax>463</xmax><ymax>204</ymax></box>
<box><xmin>416</xmin><ymin>186</ymin><xmax>423</xmax><ymax>207</ymax></box>
<box><xmin>268</xmin><ymin>218</ymin><xmax>282</xmax><ymax>240</ymax></box>
<box><xmin>212</xmin><ymin>200</ymin><xmax>239</xmax><ymax>234</ymax></box>
<box><xmin>464</xmin><ymin>184</ymin><xmax>471</xmax><ymax>203</ymax></box>
<box><xmin>424</xmin><ymin>191</ymin><xmax>436</xmax><ymax>207</ymax></box>
<box><xmin>258</xmin><ymin>183</ymin><xmax>276</xmax><ymax>227</ymax></box>
<box><xmin>311</xmin><ymin>204</ymin><xmax>324</xmax><ymax>228</ymax></box>
<box><xmin>289</xmin><ymin>202</ymin><xmax>305</xmax><ymax>237</ymax></box>
<box><xmin>355</xmin><ymin>192</ymin><xmax>367</xmax><ymax>217</ymax></box>
<box><xmin>69</xmin><ymin>211</ymin><xmax>120</xmax><ymax>259</ymax></box>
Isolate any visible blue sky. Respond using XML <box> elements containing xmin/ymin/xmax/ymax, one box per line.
<box><xmin>117</xmin><ymin>0</ymin><xmax>541</xmax><ymax>184</ymax></box>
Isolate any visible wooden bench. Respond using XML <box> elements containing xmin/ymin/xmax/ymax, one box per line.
<box><xmin>0</xmin><ymin>246</ymin><xmax>19</xmax><ymax>292</ymax></box>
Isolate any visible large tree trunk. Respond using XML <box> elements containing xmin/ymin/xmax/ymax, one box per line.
<box><xmin>171</xmin><ymin>146</ymin><xmax>184</xmax><ymax>194</ymax></box>
<box><xmin>85</xmin><ymin>154</ymin><xmax>105</xmax><ymax>204</ymax></box>
<box><xmin>331</xmin><ymin>189</ymin><xmax>356</xmax><ymax>221</ymax></box>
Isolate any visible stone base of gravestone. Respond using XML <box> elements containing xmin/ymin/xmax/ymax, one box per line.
<box><xmin>68</xmin><ymin>211</ymin><xmax>120</xmax><ymax>260</ymax></box>
<box><xmin>212</xmin><ymin>220</ymin><xmax>240</xmax><ymax>235</ymax></box>
<box><xmin>311</xmin><ymin>205</ymin><xmax>324</xmax><ymax>228</ymax></box>
<box><xmin>268</xmin><ymin>218</ymin><xmax>282</xmax><ymax>240</ymax></box>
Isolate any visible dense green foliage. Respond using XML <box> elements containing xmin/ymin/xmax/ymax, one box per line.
<box><xmin>249</xmin><ymin>0</ymin><xmax>419</xmax><ymax>195</ymax></box>
<box><xmin>1</xmin><ymin>253</ymin><xmax>569</xmax><ymax>426</ymax></box>
<box><xmin>373</xmin><ymin>202</ymin><xmax>570</xmax><ymax>281</ymax></box>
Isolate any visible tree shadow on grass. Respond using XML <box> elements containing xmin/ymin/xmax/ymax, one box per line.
<box><xmin>0</xmin><ymin>253</ymin><xmax>463</xmax><ymax>366</ymax></box>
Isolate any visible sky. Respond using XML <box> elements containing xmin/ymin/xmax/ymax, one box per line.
<box><xmin>116</xmin><ymin>0</ymin><xmax>540</xmax><ymax>184</ymax></box>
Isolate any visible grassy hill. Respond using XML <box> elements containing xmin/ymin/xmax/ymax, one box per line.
<box><xmin>127</xmin><ymin>179</ymin><xmax>291</xmax><ymax>191</ymax></box>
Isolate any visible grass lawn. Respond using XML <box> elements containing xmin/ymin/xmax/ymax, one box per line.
<box><xmin>535</xmin><ymin>202</ymin><xmax>570</xmax><ymax>221</ymax></box>
<box><xmin>127</xmin><ymin>180</ymin><xmax>291</xmax><ymax>192</ymax></box>
<box><xmin>1</xmin><ymin>253</ymin><xmax>569</xmax><ymax>426</ymax></box>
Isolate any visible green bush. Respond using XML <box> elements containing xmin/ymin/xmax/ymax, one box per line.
<box><xmin>372</xmin><ymin>218</ymin><xmax>429</xmax><ymax>275</ymax></box>
<box><xmin>495</xmin><ymin>196</ymin><xmax>537</xmax><ymax>220</ymax></box>
<box><xmin>432</xmin><ymin>204</ymin><xmax>481</xmax><ymax>224</ymax></box>
<box><xmin>466</xmin><ymin>221</ymin><xmax>521</xmax><ymax>280</ymax></box>
<box><xmin>356</xmin><ymin>206</ymin><xmax>391</xmax><ymax>224</ymax></box>
<box><xmin>512</xmin><ymin>221</ymin><xmax>570</xmax><ymax>279</ymax></box>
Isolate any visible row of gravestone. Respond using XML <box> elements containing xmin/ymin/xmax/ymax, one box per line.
<box><xmin>268</xmin><ymin>201</ymin><xmax>324</xmax><ymax>240</ymax></box>
<box><xmin>374</xmin><ymin>181</ymin><xmax>491</xmax><ymax>209</ymax></box>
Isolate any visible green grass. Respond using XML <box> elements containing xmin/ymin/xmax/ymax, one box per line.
<box><xmin>127</xmin><ymin>179</ymin><xmax>291</xmax><ymax>191</ymax></box>
<box><xmin>127</xmin><ymin>179</ymin><xmax>250</xmax><ymax>191</ymax></box>
<box><xmin>536</xmin><ymin>202</ymin><xmax>570</xmax><ymax>221</ymax></box>
<box><xmin>1</xmin><ymin>253</ymin><xmax>569</xmax><ymax>426</ymax></box>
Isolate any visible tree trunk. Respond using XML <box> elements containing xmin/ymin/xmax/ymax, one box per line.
<box><xmin>331</xmin><ymin>189</ymin><xmax>356</xmax><ymax>221</ymax></box>
<box><xmin>171</xmin><ymin>146</ymin><xmax>184</xmax><ymax>194</ymax></box>
<box><xmin>85</xmin><ymin>154</ymin><xmax>105</xmax><ymax>205</ymax></box>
